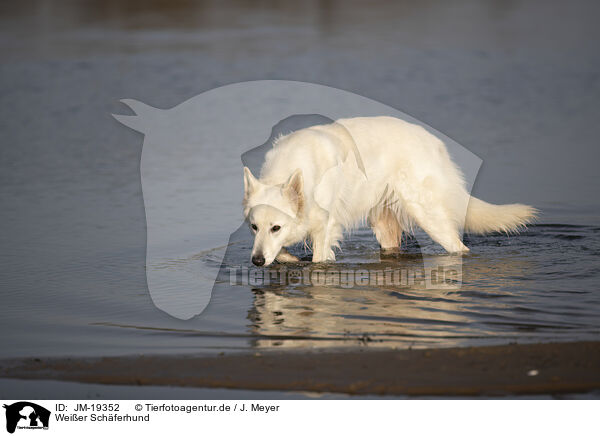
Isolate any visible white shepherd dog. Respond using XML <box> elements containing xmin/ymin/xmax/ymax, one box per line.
<box><xmin>243</xmin><ymin>116</ymin><xmax>536</xmax><ymax>266</ymax></box>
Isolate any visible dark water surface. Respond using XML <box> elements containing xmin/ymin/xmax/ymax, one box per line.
<box><xmin>166</xmin><ymin>223</ymin><xmax>600</xmax><ymax>351</ymax></box>
<box><xmin>1</xmin><ymin>1</ymin><xmax>599</xmax><ymax>358</ymax></box>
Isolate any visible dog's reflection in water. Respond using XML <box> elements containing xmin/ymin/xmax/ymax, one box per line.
<box><xmin>245</xmin><ymin>252</ymin><xmax>530</xmax><ymax>349</ymax></box>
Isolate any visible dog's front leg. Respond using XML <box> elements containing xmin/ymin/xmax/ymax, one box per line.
<box><xmin>311</xmin><ymin>237</ymin><xmax>335</xmax><ymax>262</ymax></box>
<box><xmin>311</xmin><ymin>221</ymin><xmax>338</xmax><ymax>263</ymax></box>
<box><xmin>276</xmin><ymin>247</ymin><xmax>300</xmax><ymax>263</ymax></box>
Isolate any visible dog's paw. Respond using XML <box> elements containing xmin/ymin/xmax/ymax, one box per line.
<box><xmin>311</xmin><ymin>248</ymin><xmax>336</xmax><ymax>263</ymax></box>
<box><xmin>276</xmin><ymin>248</ymin><xmax>300</xmax><ymax>263</ymax></box>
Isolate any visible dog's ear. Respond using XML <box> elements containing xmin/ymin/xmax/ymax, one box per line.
<box><xmin>283</xmin><ymin>169</ymin><xmax>304</xmax><ymax>216</ymax></box>
<box><xmin>243</xmin><ymin>167</ymin><xmax>259</xmax><ymax>200</ymax></box>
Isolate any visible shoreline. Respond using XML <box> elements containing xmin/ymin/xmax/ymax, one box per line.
<box><xmin>1</xmin><ymin>341</ymin><xmax>599</xmax><ymax>397</ymax></box>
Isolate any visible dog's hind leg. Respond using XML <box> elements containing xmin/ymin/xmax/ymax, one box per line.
<box><xmin>394</xmin><ymin>176</ymin><xmax>469</xmax><ymax>253</ymax></box>
<box><xmin>370</xmin><ymin>207</ymin><xmax>403</xmax><ymax>250</ymax></box>
<box><xmin>405</xmin><ymin>202</ymin><xmax>469</xmax><ymax>253</ymax></box>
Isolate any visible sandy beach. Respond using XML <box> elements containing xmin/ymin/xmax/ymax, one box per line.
<box><xmin>1</xmin><ymin>1</ymin><xmax>599</xmax><ymax>404</ymax></box>
<box><xmin>2</xmin><ymin>341</ymin><xmax>599</xmax><ymax>397</ymax></box>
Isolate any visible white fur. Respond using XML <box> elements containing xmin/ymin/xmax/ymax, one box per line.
<box><xmin>243</xmin><ymin>116</ymin><xmax>537</xmax><ymax>266</ymax></box>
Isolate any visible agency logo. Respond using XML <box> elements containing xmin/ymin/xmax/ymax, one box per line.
<box><xmin>3</xmin><ymin>402</ymin><xmax>50</xmax><ymax>434</ymax></box>
<box><xmin>113</xmin><ymin>80</ymin><xmax>482</xmax><ymax>320</ymax></box>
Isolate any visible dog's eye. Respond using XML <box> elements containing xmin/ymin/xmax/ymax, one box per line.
<box><xmin>271</xmin><ymin>225</ymin><xmax>281</xmax><ymax>232</ymax></box>
<box><xmin>251</xmin><ymin>224</ymin><xmax>258</xmax><ymax>231</ymax></box>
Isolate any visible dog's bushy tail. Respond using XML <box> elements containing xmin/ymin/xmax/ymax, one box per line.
<box><xmin>464</xmin><ymin>197</ymin><xmax>538</xmax><ymax>234</ymax></box>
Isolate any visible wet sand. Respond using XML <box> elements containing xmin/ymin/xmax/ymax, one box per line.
<box><xmin>1</xmin><ymin>341</ymin><xmax>599</xmax><ymax>397</ymax></box>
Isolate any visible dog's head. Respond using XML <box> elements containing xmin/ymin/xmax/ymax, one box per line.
<box><xmin>243</xmin><ymin>167</ymin><xmax>304</xmax><ymax>266</ymax></box>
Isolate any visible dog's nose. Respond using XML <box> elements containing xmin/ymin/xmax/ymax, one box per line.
<box><xmin>252</xmin><ymin>254</ymin><xmax>265</xmax><ymax>266</ymax></box>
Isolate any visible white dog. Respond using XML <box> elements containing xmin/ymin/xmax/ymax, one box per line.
<box><xmin>243</xmin><ymin>116</ymin><xmax>536</xmax><ymax>266</ymax></box>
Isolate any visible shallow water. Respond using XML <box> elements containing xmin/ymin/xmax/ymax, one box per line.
<box><xmin>1</xmin><ymin>0</ymin><xmax>599</xmax><ymax>358</ymax></box>
<box><xmin>166</xmin><ymin>223</ymin><xmax>600</xmax><ymax>350</ymax></box>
